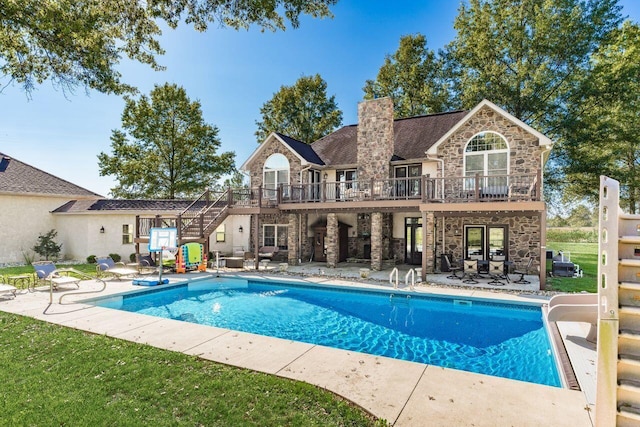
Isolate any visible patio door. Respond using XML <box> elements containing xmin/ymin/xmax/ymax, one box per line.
<box><xmin>405</xmin><ymin>217</ymin><xmax>423</xmax><ymax>265</ymax></box>
<box><xmin>464</xmin><ymin>225</ymin><xmax>507</xmax><ymax>260</ymax></box>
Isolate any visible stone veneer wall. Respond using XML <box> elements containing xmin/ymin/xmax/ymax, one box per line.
<box><xmin>357</xmin><ymin>97</ymin><xmax>394</xmax><ymax>181</ymax></box>
<box><xmin>252</xmin><ymin>213</ymin><xmax>290</xmax><ymax>251</ymax></box>
<box><xmin>247</xmin><ymin>135</ymin><xmax>304</xmax><ymax>187</ymax></box>
<box><xmin>326</xmin><ymin>213</ymin><xmax>338</xmax><ymax>267</ymax></box>
<box><xmin>439</xmin><ymin>214</ymin><xmax>541</xmax><ymax>270</ymax></box>
<box><xmin>439</xmin><ymin>105</ymin><xmax>541</xmax><ymax>178</ymax></box>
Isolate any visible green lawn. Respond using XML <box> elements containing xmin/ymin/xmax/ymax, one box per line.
<box><xmin>545</xmin><ymin>241</ymin><xmax>597</xmax><ymax>293</ymax></box>
<box><xmin>0</xmin><ymin>312</ymin><xmax>383</xmax><ymax>426</ymax></box>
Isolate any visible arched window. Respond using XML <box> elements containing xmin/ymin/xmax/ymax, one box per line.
<box><xmin>464</xmin><ymin>132</ymin><xmax>509</xmax><ymax>192</ymax></box>
<box><xmin>263</xmin><ymin>153</ymin><xmax>289</xmax><ymax>197</ymax></box>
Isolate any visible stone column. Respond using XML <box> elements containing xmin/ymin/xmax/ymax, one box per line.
<box><xmin>326</xmin><ymin>213</ymin><xmax>338</xmax><ymax>268</ymax></box>
<box><xmin>371</xmin><ymin>212</ymin><xmax>383</xmax><ymax>271</ymax></box>
<box><xmin>424</xmin><ymin>212</ymin><xmax>435</xmax><ymax>273</ymax></box>
<box><xmin>287</xmin><ymin>213</ymin><xmax>299</xmax><ymax>266</ymax></box>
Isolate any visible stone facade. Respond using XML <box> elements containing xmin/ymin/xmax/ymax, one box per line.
<box><xmin>356</xmin><ymin>98</ymin><xmax>394</xmax><ymax>181</ymax></box>
<box><xmin>326</xmin><ymin>213</ymin><xmax>338</xmax><ymax>268</ymax></box>
<box><xmin>438</xmin><ymin>214</ymin><xmax>542</xmax><ymax>272</ymax></box>
<box><xmin>370</xmin><ymin>212</ymin><xmax>383</xmax><ymax>270</ymax></box>
<box><xmin>287</xmin><ymin>213</ymin><xmax>299</xmax><ymax>265</ymax></box>
<box><xmin>246</xmin><ymin>134</ymin><xmax>305</xmax><ymax>188</ymax></box>
<box><xmin>439</xmin><ymin>105</ymin><xmax>541</xmax><ymax>179</ymax></box>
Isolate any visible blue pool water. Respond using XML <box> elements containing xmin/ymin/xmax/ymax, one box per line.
<box><xmin>92</xmin><ymin>277</ymin><xmax>561</xmax><ymax>387</ymax></box>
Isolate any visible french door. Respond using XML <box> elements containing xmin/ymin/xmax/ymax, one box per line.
<box><xmin>464</xmin><ymin>225</ymin><xmax>507</xmax><ymax>260</ymax></box>
<box><xmin>405</xmin><ymin>217</ymin><xmax>423</xmax><ymax>265</ymax></box>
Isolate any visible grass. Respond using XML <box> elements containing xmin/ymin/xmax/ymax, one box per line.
<box><xmin>0</xmin><ymin>312</ymin><xmax>383</xmax><ymax>426</ymax></box>
<box><xmin>545</xmin><ymin>241</ymin><xmax>597</xmax><ymax>293</ymax></box>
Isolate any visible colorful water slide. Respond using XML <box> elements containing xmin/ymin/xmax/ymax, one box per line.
<box><xmin>547</xmin><ymin>293</ymin><xmax>598</xmax><ymax>343</ymax></box>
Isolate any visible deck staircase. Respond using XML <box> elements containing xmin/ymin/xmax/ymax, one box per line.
<box><xmin>597</xmin><ymin>176</ymin><xmax>640</xmax><ymax>426</ymax></box>
<box><xmin>177</xmin><ymin>189</ymin><xmax>229</xmax><ymax>244</ymax></box>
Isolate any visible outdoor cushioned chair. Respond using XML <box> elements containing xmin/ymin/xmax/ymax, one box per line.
<box><xmin>512</xmin><ymin>258</ymin><xmax>534</xmax><ymax>284</ymax></box>
<box><xmin>33</xmin><ymin>261</ymin><xmax>81</xmax><ymax>290</ymax></box>
<box><xmin>258</xmin><ymin>246</ymin><xmax>279</xmax><ymax>260</ymax></box>
<box><xmin>462</xmin><ymin>260</ymin><xmax>479</xmax><ymax>284</ymax></box>
<box><xmin>0</xmin><ymin>276</ymin><xmax>17</xmax><ymax>298</ymax></box>
<box><xmin>487</xmin><ymin>260</ymin><xmax>508</xmax><ymax>286</ymax></box>
<box><xmin>96</xmin><ymin>256</ymin><xmax>138</xmax><ymax>280</ymax></box>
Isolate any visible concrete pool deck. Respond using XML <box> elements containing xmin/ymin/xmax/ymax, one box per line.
<box><xmin>0</xmin><ymin>271</ymin><xmax>594</xmax><ymax>426</ymax></box>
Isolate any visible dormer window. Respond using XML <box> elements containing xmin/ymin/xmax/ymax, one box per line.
<box><xmin>464</xmin><ymin>132</ymin><xmax>509</xmax><ymax>191</ymax></box>
<box><xmin>263</xmin><ymin>153</ymin><xmax>290</xmax><ymax>198</ymax></box>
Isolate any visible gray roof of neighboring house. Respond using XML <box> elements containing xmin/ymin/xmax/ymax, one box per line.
<box><xmin>52</xmin><ymin>199</ymin><xmax>196</xmax><ymax>213</ymax></box>
<box><xmin>0</xmin><ymin>152</ymin><xmax>102</xmax><ymax>197</ymax></box>
<box><xmin>307</xmin><ymin>110</ymin><xmax>469</xmax><ymax>166</ymax></box>
<box><xmin>275</xmin><ymin>133</ymin><xmax>325</xmax><ymax>165</ymax></box>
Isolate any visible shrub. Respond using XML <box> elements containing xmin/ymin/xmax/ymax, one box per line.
<box><xmin>546</xmin><ymin>228</ymin><xmax>597</xmax><ymax>243</ymax></box>
<box><xmin>130</xmin><ymin>253</ymin><xmax>137</xmax><ymax>262</ymax></box>
<box><xmin>109</xmin><ymin>253</ymin><xmax>122</xmax><ymax>263</ymax></box>
<box><xmin>32</xmin><ymin>229</ymin><xmax>62</xmax><ymax>260</ymax></box>
<box><xmin>86</xmin><ymin>255</ymin><xmax>97</xmax><ymax>264</ymax></box>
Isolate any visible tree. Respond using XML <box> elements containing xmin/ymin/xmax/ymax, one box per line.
<box><xmin>33</xmin><ymin>229</ymin><xmax>63</xmax><ymax>261</ymax></box>
<box><xmin>0</xmin><ymin>0</ymin><xmax>337</xmax><ymax>95</ymax></box>
<box><xmin>98</xmin><ymin>83</ymin><xmax>234</xmax><ymax>199</ymax></box>
<box><xmin>446</xmin><ymin>0</ymin><xmax>622</xmax><ymax>134</ymax></box>
<box><xmin>255</xmin><ymin>74</ymin><xmax>342</xmax><ymax>143</ymax></box>
<box><xmin>557</xmin><ymin>21</ymin><xmax>640</xmax><ymax>212</ymax></box>
<box><xmin>363</xmin><ymin>34</ymin><xmax>453</xmax><ymax>118</ymax></box>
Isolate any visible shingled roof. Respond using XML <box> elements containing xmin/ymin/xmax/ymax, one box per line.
<box><xmin>311</xmin><ymin>110</ymin><xmax>468</xmax><ymax>165</ymax></box>
<box><xmin>51</xmin><ymin>199</ymin><xmax>196</xmax><ymax>213</ymax></box>
<box><xmin>0</xmin><ymin>152</ymin><xmax>102</xmax><ymax>197</ymax></box>
<box><xmin>275</xmin><ymin>133</ymin><xmax>325</xmax><ymax>165</ymax></box>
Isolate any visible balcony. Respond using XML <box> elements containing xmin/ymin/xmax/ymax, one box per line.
<box><xmin>276</xmin><ymin>172</ymin><xmax>540</xmax><ymax>205</ymax></box>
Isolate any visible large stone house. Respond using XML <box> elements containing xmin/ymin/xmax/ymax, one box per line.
<box><xmin>1</xmin><ymin>97</ymin><xmax>551</xmax><ymax>289</ymax></box>
<box><xmin>239</xmin><ymin>98</ymin><xmax>552</xmax><ymax>286</ymax></box>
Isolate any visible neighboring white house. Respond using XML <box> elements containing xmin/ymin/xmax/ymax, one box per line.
<box><xmin>0</xmin><ymin>152</ymin><xmax>249</xmax><ymax>264</ymax></box>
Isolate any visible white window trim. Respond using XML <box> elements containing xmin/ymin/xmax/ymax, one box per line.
<box><xmin>263</xmin><ymin>153</ymin><xmax>290</xmax><ymax>197</ymax></box>
<box><xmin>262</xmin><ymin>224</ymin><xmax>288</xmax><ymax>249</ymax></box>
<box><xmin>463</xmin><ymin>131</ymin><xmax>510</xmax><ymax>177</ymax></box>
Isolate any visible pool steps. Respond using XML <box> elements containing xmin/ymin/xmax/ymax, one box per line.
<box><xmin>596</xmin><ymin>176</ymin><xmax>640</xmax><ymax>426</ymax></box>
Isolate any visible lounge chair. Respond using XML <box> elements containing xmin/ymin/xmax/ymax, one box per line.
<box><xmin>136</xmin><ymin>254</ymin><xmax>157</xmax><ymax>274</ymax></box>
<box><xmin>33</xmin><ymin>261</ymin><xmax>81</xmax><ymax>290</ymax></box>
<box><xmin>96</xmin><ymin>256</ymin><xmax>138</xmax><ymax>280</ymax></box>
<box><xmin>0</xmin><ymin>276</ymin><xmax>17</xmax><ymax>298</ymax></box>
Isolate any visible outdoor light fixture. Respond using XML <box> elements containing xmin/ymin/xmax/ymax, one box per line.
<box><xmin>100</xmin><ymin>226</ymin><xmax>105</xmax><ymax>234</ymax></box>
<box><xmin>323</xmin><ymin>172</ymin><xmax>328</xmax><ymax>180</ymax></box>
<box><xmin>239</xmin><ymin>226</ymin><xmax>243</xmax><ymax>233</ymax></box>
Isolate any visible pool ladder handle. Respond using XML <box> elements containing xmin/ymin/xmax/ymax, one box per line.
<box><xmin>405</xmin><ymin>269</ymin><xmax>415</xmax><ymax>291</ymax></box>
<box><xmin>390</xmin><ymin>267</ymin><xmax>399</xmax><ymax>289</ymax></box>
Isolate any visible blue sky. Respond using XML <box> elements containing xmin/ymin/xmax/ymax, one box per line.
<box><xmin>1</xmin><ymin>0</ymin><xmax>639</xmax><ymax>197</ymax></box>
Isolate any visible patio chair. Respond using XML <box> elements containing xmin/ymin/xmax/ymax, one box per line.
<box><xmin>442</xmin><ymin>254</ymin><xmax>462</xmax><ymax>279</ymax></box>
<box><xmin>512</xmin><ymin>258</ymin><xmax>534</xmax><ymax>284</ymax></box>
<box><xmin>0</xmin><ymin>276</ymin><xmax>17</xmax><ymax>298</ymax></box>
<box><xmin>487</xmin><ymin>260</ymin><xmax>508</xmax><ymax>286</ymax></box>
<box><xmin>96</xmin><ymin>256</ymin><xmax>138</xmax><ymax>280</ymax></box>
<box><xmin>462</xmin><ymin>260</ymin><xmax>479</xmax><ymax>284</ymax></box>
<box><xmin>258</xmin><ymin>246</ymin><xmax>279</xmax><ymax>260</ymax></box>
<box><xmin>137</xmin><ymin>254</ymin><xmax>157</xmax><ymax>274</ymax></box>
<box><xmin>32</xmin><ymin>261</ymin><xmax>81</xmax><ymax>290</ymax></box>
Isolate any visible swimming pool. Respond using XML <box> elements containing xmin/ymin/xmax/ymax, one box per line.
<box><xmin>91</xmin><ymin>277</ymin><xmax>561</xmax><ymax>387</ymax></box>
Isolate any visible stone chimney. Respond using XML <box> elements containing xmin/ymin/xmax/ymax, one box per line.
<box><xmin>356</xmin><ymin>97</ymin><xmax>394</xmax><ymax>181</ymax></box>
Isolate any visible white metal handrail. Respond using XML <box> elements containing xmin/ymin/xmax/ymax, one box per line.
<box><xmin>390</xmin><ymin>267</ymin><xmax>398</xmax><ymax>289</ymax></box>
<box><xmin>405</xmin><ymin>269</ymin><xmax>415</xmax><ymax>291</ymax></box>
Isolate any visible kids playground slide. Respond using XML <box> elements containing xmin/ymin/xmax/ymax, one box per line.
<box><xmin>547</xmin><ymin>293</ymin><xmax>599</xmax><ymax>343</ymax></box>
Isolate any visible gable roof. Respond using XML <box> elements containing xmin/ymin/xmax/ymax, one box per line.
<box><xmin>0</xmin><ymin>152</ymin><xmax>102</xmax><ymax>197</ymax></box>
<box><xmin>240</xmin><ymin>133</ymin><xmax>324</xmax><ymax>171</ymax></box>
<box><xmin>425</xmin><ymin>99</ymin><xmax>553</xmax><ymax>155</ymax></box>
<box><xmin>52</xmin><ymin>199</ymin><xmax>196</xmax><ymax>213</ymax></box>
